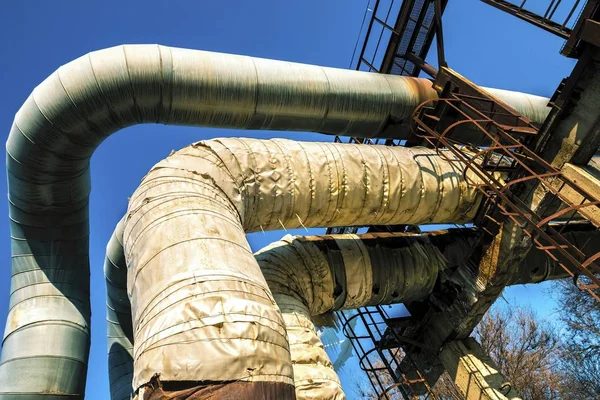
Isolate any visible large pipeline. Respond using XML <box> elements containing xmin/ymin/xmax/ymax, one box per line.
<box><xmin>2</xmin><ymin>44</ymin><xmax>549</xmax><ymax>398</ymax></box>
<box><xmin>255</xmin><ymin>230</ymin><xmax>482</xmax><ymax>399</ymax></box>
<box><xmin>123</xmin><ymin>138</ymin><xmax>482</xmax><ymax>397</ymax></box>
<box><xmin>104</xmin><ymin>222</ymin><xmax>481</xmax><ymax>399</ymax></box>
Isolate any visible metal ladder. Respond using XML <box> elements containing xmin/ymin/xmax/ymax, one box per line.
<box><xmin>412</xmin><ymin>67</ymin><xmax>600</xmax><ymax>300</ymax></box>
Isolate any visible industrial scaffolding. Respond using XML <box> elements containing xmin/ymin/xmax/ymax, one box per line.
<box><xmin>332</xmin><ymin>0</ymin><xmax>600</xmax><ymax>398</ymax></box>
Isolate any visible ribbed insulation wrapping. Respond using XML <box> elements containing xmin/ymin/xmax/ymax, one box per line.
<box><xmin>2</xmin><ymin>44</ymin><xmax>450</xmax><ymax>397</ymax></box>
<box><xmin>256</xmin><ymin>229</ymin><xmax>481</xmax><ymax>399</ymax></box>
<box><xmin>102</xmin><ymin>223</ymin><xmax>481</xmax><ymax>399</ymax></box>
<box><xmin>277</xmin><ymin>295</ymin><xmax>344</xmax><ymax>400</ymax></box>
<box><xmin>123</xmin><ymin>137</ymin><xmax>482</xmax><ymax>395</ymax></box>
<box><xmin>258</xmin><ymin>230</ymin><xmax>483</xmax><ymax>316</ymax></box>
<box><xmin>2</xmin><ymin>43</ymin><xmax>549</xmax><ymax>397</ymax></box>
<box><xmin>104</xmin><ymin>219</ymin><xmax>134</xmax><ymax>400</ymax></box>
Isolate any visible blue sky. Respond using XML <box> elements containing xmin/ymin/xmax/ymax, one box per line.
<box><xmin>0</xmin><ymin>1</ymin><xmax>577</xmax><ymax>398</ymax></box>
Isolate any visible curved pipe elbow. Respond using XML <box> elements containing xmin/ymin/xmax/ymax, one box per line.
<box><xmin>122</xmin><ymin>137</ymin><xmax>483</xmax><ymax>395</ymax></box>
<box><xmin>255</xmin><ymin>229</ymin><xmax>481</xmax><ymax>399</ymax></box>
<box><xmin>105</xmin><ymin>217</ymin><xmax>481</xmax><ymax>399</ymax></box>
<box><xmin>0</xmin><ymin>44</ymin><xmax>441</xmax><ymax>397</ymax></box>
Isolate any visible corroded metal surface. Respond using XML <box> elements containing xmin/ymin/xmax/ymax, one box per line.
<box><xmin>138</xmin><ymin>376</ymin><xmax>295</xmax><ymax>400</ymax></box>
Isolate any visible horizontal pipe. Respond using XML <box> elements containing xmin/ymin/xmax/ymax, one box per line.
<box><xmin>256</xmin><ymin>229</ymin><xmax>482</xmax><ymax>399</ymax></box>
<box><xmin>258</xmin><ymin>229</ymin><xmax>483</xmax><ymax>315</ymax></box>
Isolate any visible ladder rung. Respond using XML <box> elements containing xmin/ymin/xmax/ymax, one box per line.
<box><xmin>536</xmin><ymin>245</ymin><xmax>570</xmax><ymax>251</ymax></box>
<box><xmin>423</xmin><ymin>114</ymin><xmax>440</xmax><ymax>122</ymax></box>
<box><xmin>500</xmin><ymin>125</ymin><xmax>538</xmax><ymax>135</ymax></box>
<box><xmin>580</xmin><ymin>283</ymin><xmax>600</xmax><ymax>290</ymax></box>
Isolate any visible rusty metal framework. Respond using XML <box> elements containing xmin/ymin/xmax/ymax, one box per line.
<box><xmin>333</xmin><ymin>0</ymin><xmax>600</xmax><ymax>397</ymax></box>
<box><xmin>329</xmin><ymin>1</ymin><xmax>448</xmax><ymax>398</ymax></box>
<box><xmin>470</xmin><ymin>0</ymin><xmax>600</xmax><ymax>299</ymax></box>
<box><xmin>518</xmin><ymin>0</ymin><xmax>600</xmax><ymax>166</ymax></box>
<box><xmin>480</xmin><ymin>0</ymin><xmax>586</xmax><ymax>39</ymax></box>
<box><xmin>339</xmin><ymin>307</ymin><xmax>438</xmax><ymax>399</ymax></box>
<box><xmin>412</xmin><ymin>66</ymin><xmax>600</xmax><ymax>300</ymax></box>
<box><xmin>481</xmin><ymin>0</ymin><xmax>600</xmax><ymax>57</ymax></box>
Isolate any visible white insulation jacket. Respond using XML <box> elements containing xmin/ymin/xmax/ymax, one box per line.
<box><xmin>278</xmin><ymin>294</ymin><xmax>345</xmax><ymax>400</ymax></box>
<box><xmin>123</xmin><ymin>137</ymin><xmax>483</xmax><ymax>393</ymax></box>
<box><xmin>256</xmin><ymin>231</ymin><xmax>475</xmax><ymax>400</ymax></box>
<box><xmin>104</xmin><ymin>223</ymin><xmax>482</xmax><ymax>399</ymax></box>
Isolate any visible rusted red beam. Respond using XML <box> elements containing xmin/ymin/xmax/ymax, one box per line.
<box><xmin>412</xmin><ymin>92</ymin><xmax>600</xmax><ymax>299</ymax></box>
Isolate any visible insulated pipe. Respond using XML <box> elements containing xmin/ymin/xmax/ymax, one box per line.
<box><xmin>104</xmin><ymin>219</ymin><xmax>133</xmax><ymax>400</ymax></box>
<box><xmin>104</xmin><ymin>220</ymin><xmax>590</xmax><ymax>398</ymax></box>
<box><xmin>103</xmin><ymin>221</ymin><xmax>481</xmax><ymax>399</ymax></box>
<box><xmin>257</xmin><ymin>229</ymin><xmax>483</xmax><ymax>316</ymax></box>
<box><xmin>481</xmin><ymin>87</ymin><xmax>550</xmax><ymax>126</ymax></box>
<box><xmin>256</xmin><ymin>229</ymin><xmax>482</xmax><ymax>399</ymax></box>
<box><xmin>0</xmin><ymin>45</ymin><xmax>438</xmax><ymax>398</ymax></box>
<box><xmin>2</xmin><ymin>44</ymin><xmax>448</xmax><ymax>398</ymax></box>
<box><xmin>510</xmin><ymin>229</ymin><xmax>600</xmax><ymax>284</ymax></box>
<box><xmin>123</xmin><ymin>138</ymin><xmax>483</xmax><ymax>397</ymax></box>
<box><xmin>2</xmin><ymin>43</ymin><xmax>549</xmax><ymax>398</ymax></box>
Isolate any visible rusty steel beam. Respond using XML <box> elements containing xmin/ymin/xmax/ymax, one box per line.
<box><xmin>562</xmin><ymin>0</ymin><xmax>600</xmax><ymax>57</ymax></box>
<box><xmin>481</xmin><ymin>0</ymin><xmax>573</xmax><ymax>39</ymax></box>
<box><xmin>579</xmin><ymin>18</ymin><xmax>600</xmax><ymax>48</ymax></box>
